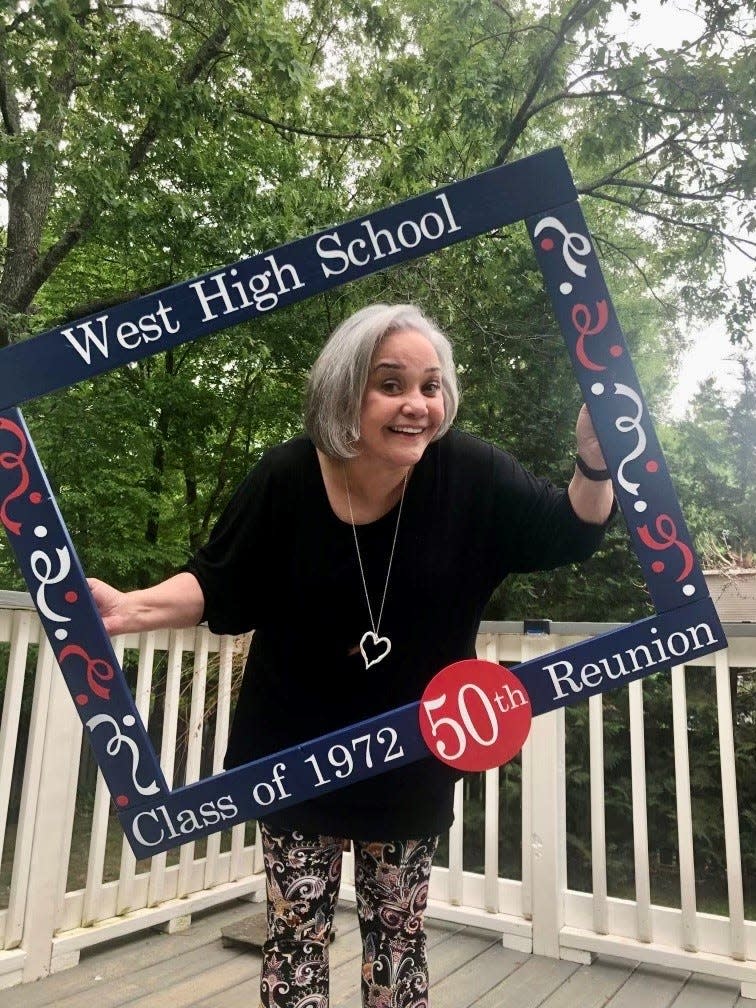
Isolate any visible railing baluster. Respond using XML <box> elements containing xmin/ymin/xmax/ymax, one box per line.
<box><xmin>589</xmin><ymin>692</ymin><xmax>608</xmax><ymax>934</ymax></box>
<box><xmin>177</xmin><ymin>627</ymin><xmax>209</xmax><ymax>899</ymax></box>
<box><xmin>629</xmin><ymin>679</ymin><xmax>652</xmax><ymax>942</ymax></box>
<box><xmin>205</xmin><ymin>634</ymin><xmax>234</xmax><ymax>890</ymax></box>
<box><xmin>83</xmin><ymin>636</ymin><xmax>126</xmax><ymax>926</ymax></box>
<box><xmin>671</xmin><ymin>663</ymin><xmax>698</xmax><ymax>952</ymax></box>
<box><xmin>0</xmin><ymin>610</ymin><xmax>32</xmax><ymax>919</ymax></box>
<box><xmin>147</xmin><ymin>628</ymin><xmax>184</xmax><ymax>907</ymax></box>
<box><xmin>715</xmin><ymin>649</ymin><xmax>745</xmax><ymax>960</ymax></box>
<box><xmin>484</xmin><ymin>767</ymin><xmax>500</xmax><ymax>913</ymax></box>
<box><xmin>522</xmin><ymin>632</ymin><xmax>564</xmax><ymax>957</ymax></box>
<box><xmin>5</xmin><ymin>638</ymin><xmax>52</xmax><ymax>950</ymax></box>
<box><xmin>482</xmin><ymin>633</ymin><xmax>500</xmax><ymax>913</ymax></box>
<box><xmin>116</xmin><ymin>630</ymin><xmax>157</xmax><ymax>915</ymax></box>
<box><xmin>448</xmin><ymin>780</ymin><xmax>464</xmax><ymax>906</ymax></box>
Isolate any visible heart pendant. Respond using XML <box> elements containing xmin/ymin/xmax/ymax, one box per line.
<box><xmin>359</xmin><ymin>631</ymin><xmax>391</xmax><ymax>669</ymax></box>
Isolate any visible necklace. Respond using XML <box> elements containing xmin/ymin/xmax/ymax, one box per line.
<box><xmin>344</xmin><ymin>467</ymin><xmax>409</xmax><ymax>670</ymax></box>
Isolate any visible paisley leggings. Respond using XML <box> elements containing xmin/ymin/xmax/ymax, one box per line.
<box><xmin>259</xmin><ymin>825</ymin><xmax>438</xmax><ymax>1008</ymax></box>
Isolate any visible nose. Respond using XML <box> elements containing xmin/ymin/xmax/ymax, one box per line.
<box><xmin>401</xmin><ymin>387</ymin><xmax>428</xmax><ymax>415</ymax></box>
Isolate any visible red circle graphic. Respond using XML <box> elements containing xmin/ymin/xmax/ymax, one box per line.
<box><xmin>419</xmin><ymin>660</ymin><xmax>532</xmax><ymax>772</ymax></box>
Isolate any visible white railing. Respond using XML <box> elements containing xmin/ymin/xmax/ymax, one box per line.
<box><xmin>1</xmin><ymin>592</ymin><xmax>754</xmax><ymax>997</ymax></box>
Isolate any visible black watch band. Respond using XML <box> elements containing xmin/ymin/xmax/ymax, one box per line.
<box><xmin>575</xmin><ymin>454</ymin><xmax>611</xmax><ymax>481</ymax></box>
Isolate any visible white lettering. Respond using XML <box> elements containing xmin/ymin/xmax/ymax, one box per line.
<box><xmin>545</xmin><ymin>621</ymin><xmax>721</xmax><ymax>703</ymax></box>
<box><xmin>347</xmin><ymin>236</ymin><xmax>370</xmax><ymax>266</ymax></box>
<box><xmin>419</xmin><ymin>211</ymin><xmax>445</xmax><ymax>240</ymax></box>
<box><xmin>544</xmin><ymin>659</ymin><xmax>582</xmax><ymax>699</ymax></box>
<box><xmin>397</xmin><ymin>219</ymin><xmax>422</xmax><ymax>248</ymax></box>
<box><xmin>132</xmin><ymin>809</ymin><xmax>164</xmax><ymax>847</ymax></box>
<box><xmin>266</xmin><ymin>254</ymin><xmax>303</xmax><ymax>294</ymax></box>
<box><xmin>361</xmin><ymin>217</ymin><xmax>400</xmax><ymax>260</ymax></box>
<box><xmin>116</xmin><ymin>320</ymin><xmax>141</xmax><ymax>351</ymax></box>
<box><xmin>156</xmin><ymin>803</ymin><xmax>180</xmax><ymax>839</ymax></box>
<box><xmin>581</xmin><ymin>662</ymin><xmax>604</xmax><ymax>688</ymax></box>
<box><xmin>317</xmin><ymin>232</ymin><xmax>350</xmax><ymax>277</ymax></box>
<box><xmin>667</xmin><ymin>632</ymin><xmax>690</xmax><ymax>658</ymax></box>
<box><xmin>61</xmin><ymin>315</ymin><xmax>110</xmax><ymax>364</ymax></box>
<box><xmin>435</xmin><ymin>192</ymin><xmax>462</xmax><ymax>233</ymax></box>
<box><xmin>689</xmin><ymin>622</ymin><xmax>717</xmax><ymax>650</ymax></box>
<box><xmin>626</xmin><ymin>644</ymin><xmax>654</xmax><ymax>673</ymax></box>
<box><xmin>189</xmin><ymin>272</ymin><xmax>236</xmax><ymax>322</ymax></box>
<box><xmin>598</xmin><ymin>656</ymin><xmax>623</xmax><ymax>680</ymax></box>
<box><xmin>271</xmin><ymin>762</ymin><xmax>291</xmax><ymax>799</ymax></box>
<box><xmin>154</xmin><ymin>300</ymin><xmax>180</xmax><ymax>334</ymax></box>
<box><xmin>217</xmin><ymin>795</ymin><xmax>238</xmax><ymax>819</ymax></box>
<box><xmin>253</xmin><ymin>781</ymin><xmax>276</xmax><ymax>806</ymax></box>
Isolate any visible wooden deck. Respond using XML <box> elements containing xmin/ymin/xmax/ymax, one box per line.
<box><xmin>5</xmin><ymin>900</ymin><xmax>750</xmax><ymax>1008</ymax></box>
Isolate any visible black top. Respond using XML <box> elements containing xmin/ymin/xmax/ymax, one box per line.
<box><xmin>186</xmin><ymin>428</ymin><xmax>610</xmax><ymax>838</ymax></box>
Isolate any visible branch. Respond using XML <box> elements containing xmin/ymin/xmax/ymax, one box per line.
<box><xmin>595</xmin><ymin>177</ymin><xmax>731</xmax><ymax>203</ymax></box>
<box><xmin>14</xmin><ymin>19</ymin><xmax>231</xmax><ymax>313</ymax></box>
<box><xmin>127</xmin><ymin>20</ymin><xmax>230</xmax><ymax>173</ymax></box>
<box><xmin>591</xmin><ymin>233</ymin><xmax>672</xmax><ymax>311</ymax></box>
<box><xmin>0</xmin><ymin>32</ymin><xmax>20</xmax><ymax>135</ymax></box>
<box><xmin>579</xmin><ymin>130</ymin><xmax>687</xmax><ymax>192</ymax></box>
<box><xmin>583</xmin><ymin>190</ymin><xmax>756</xmax><ymax>260</ymax></box>
<box><xmin>232</xmin><ymin>102</ymin><xmax>388</xmax><ymax>144</ymax></box>
<box><xmin>493</xmin><ymin>0</ymin><xmax>606</xmax><ymax>164</ymax></box>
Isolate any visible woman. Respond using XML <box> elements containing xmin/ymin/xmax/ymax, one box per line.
<box><xmin>90</xmin><ymin>303</ymin><xmax>614</xmax><ymax>1008</ymax></box>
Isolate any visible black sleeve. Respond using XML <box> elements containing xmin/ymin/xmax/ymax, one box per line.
<box><xmin>488</xmin><ymin>444</ymin><xmax>614</xmax><ymax>577</ymax></box>
<box><xmin>184</xmin><ymin>452</ymin><xmax>275</xmax><ymax>635</ymax></box>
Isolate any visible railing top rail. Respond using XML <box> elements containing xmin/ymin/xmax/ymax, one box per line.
<box><xmin>1</xmin><ymin>590</ymin><xmax>752</xmax><ymax>636</ymax></box>
<box><xmin>479</xmin><ymin>619</ymin><xmax>756</xmax><ymax>637</ymax></box>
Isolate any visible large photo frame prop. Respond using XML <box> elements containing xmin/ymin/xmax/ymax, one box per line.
<box><xmin>0</xmin><ymin>148</ymin><xmax>726</xmax><ymax>857</ymax></box>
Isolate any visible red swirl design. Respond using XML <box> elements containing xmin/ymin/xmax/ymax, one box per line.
<box><xmin>59</xmin><ymin>644</ymin><xmax>114</xmax><ymax>701</ymax></box>
<box><xmin>0</xmin><ymin>417</ymin><xmax>30</xmax><ymax>535</ymax></box>
<box><xmin>573</xmin><ymin>300</ymin><xmax>610</xmax><ymax>372</ymax></box>
<box><xmin>637</xmin><ymin>515</ymin><xmax>694</xmax><ymax>582</ymax></box>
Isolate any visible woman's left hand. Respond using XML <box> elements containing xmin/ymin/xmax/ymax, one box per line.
<box><xmin>575</xmin><ymin>403</ymin><xmax>606</xmax><ymax>469</ymax></box>
<box><xmin>569</xmin><ymin>404</ymin><xmax>614</xmax><ymax>524</ymax></box>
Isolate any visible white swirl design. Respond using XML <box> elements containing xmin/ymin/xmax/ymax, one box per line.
<box><xmin>613</xmin><ymin>383</ymin><xmax>647</xmax><ymax>495</ymax></box>
<box><xmin>30</xmin><ymin>546</ymin><xmax>72</xmax><ymax>623</ymax></box>
<box><xmin>533</xmin><ymin>216</ymin><xmax>592</xmax><ymax>277</ymax></box>
<box><xmin>86</xmin><ymin>713</ymin><xmax>160</xmax><ymax>796</ymax></box>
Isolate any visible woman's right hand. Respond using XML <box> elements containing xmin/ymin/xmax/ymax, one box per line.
<box><xmin>87</xmin><ymin>577</ymin><xmax>132</xmax><ymax>637</ymax></box>
<box><xmin>87</xmin><ymin>572</ymin><xmax>205</xmax><ymax>636</ymax></box>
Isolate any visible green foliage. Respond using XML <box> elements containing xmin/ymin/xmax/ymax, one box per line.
<box><xmin>0</xmin><ymin>0</ymin><xmax>752</xmax><ymax>610</ymax></box>
<box><xmin>660</xmin><ymin>361</ymin><xmax>756</xmax><ymax>568</ymax></box>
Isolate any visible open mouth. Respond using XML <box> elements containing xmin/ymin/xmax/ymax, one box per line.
<box><xmin>388</xmin><ymin>426</ymin><xmax>425</xmax><ymax>436</ymax></box>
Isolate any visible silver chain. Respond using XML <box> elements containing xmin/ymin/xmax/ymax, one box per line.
<box><xmin>344</xmin><ymin>468</ymin><xmax>409</xmax><ymax>636</ymax></box>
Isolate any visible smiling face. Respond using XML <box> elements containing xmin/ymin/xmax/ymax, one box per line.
<box><xmin>356</xmin><ymin>328</ymin><xmax>446</xmax><ymax>471</ymax></box>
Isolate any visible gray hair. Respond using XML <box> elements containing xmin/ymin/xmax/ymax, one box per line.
<box><xmin>305</xmin><ymin>303</ymin><xmax>459</xmax><ymax>460</ymax></box>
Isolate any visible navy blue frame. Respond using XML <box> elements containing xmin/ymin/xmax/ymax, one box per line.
<box><xmin>0</xmin><ymin>148</ymin><xmax>725</xmax><ymax>857</ymax></box>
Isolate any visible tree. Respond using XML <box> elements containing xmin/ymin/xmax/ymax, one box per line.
<box><xmin>661</xmin><ymin>358</ymin><xmax>756</xmax><ymax>569</ymax></box>
<box><xmin>1</xmin><ymin>0</ymin><xmax>752</xmax><ymax>611</ymax></box>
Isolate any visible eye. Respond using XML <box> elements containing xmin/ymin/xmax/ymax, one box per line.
<box><xmin>424</xmin><ymin>381</ymin><xmax>441</xmax><ymax>395</ymax></box>
<box><xmin>381</xmin><ymin>380</ymin><xmax>402</xmax><ymax>393</ymax></box>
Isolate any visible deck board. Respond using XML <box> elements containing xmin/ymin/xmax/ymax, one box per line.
<box><xmin>470</xmin><ymin>954</ymin><xmax>580</xmax><ymax>1008</ymax></box>
<box><xmin>606</xmin><ymin>962</ymin><xmax>695</xmax><ymax>1008</ymax></box>
<box><xmin>7</xmin><ymin>901</ymin><xmax>746</xmax><ymax>1008</ymax></box>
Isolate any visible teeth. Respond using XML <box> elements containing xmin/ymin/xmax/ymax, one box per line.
<box><xmin>391</xmin><ymin>427</ymin><xmax>423</xmax><ymax>434</ymax></box>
